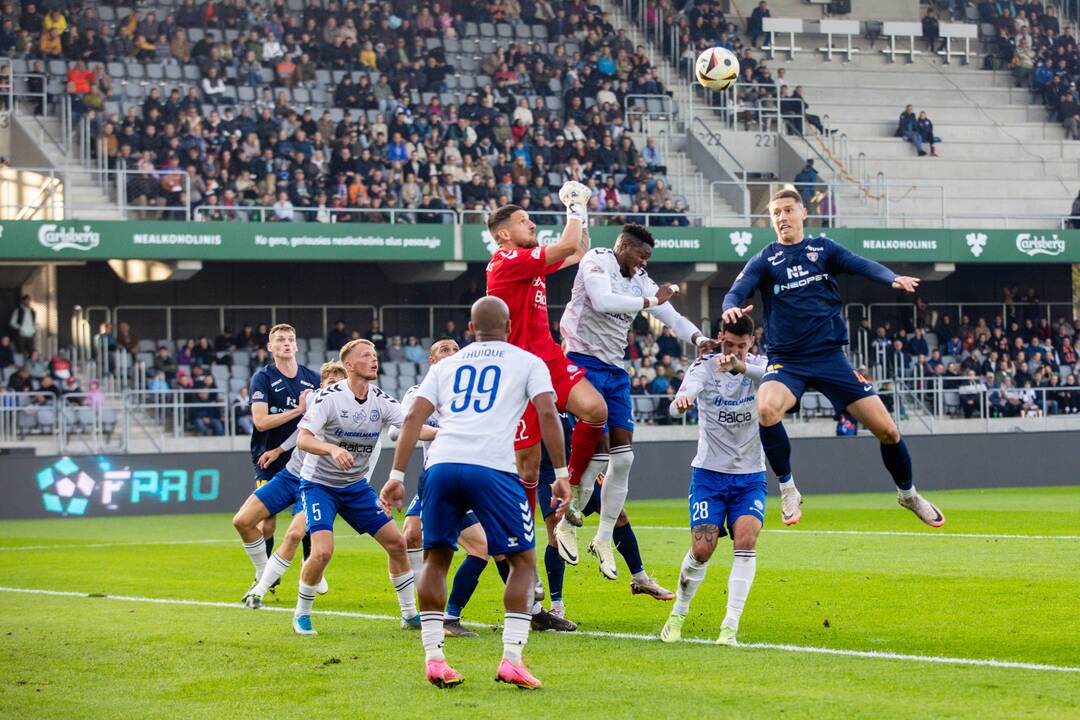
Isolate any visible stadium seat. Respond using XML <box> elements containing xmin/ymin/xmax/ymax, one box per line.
<box><xmin>380</xmin><ymin>376</ymin><xmax>398</xmax><ymax>393</ymax></box>
<box><xmin>802</xmin><ymin>393</ymin><xmax>821</xmax><ymax>417</ymax></box>
<box><xmin>944</xmin><ymin>391</ymin><xmax>961</xmax><ymax>415</ymax></box>
<box><xmin>229</xmin><ymin>378</ymin><xmax>247</xmax><ymax>394</ymax></box>
<box><xmin>76</xmin><ymin>407</ymin><xmax>95</xmax><ymax>432</ymax></box>
<box><xmin>309</xmin><ymin>338</ymin><xmax>326</xmax><ymax>353</ymax></box>
<box><xmin>37</xmin><ymin>408</ymin><xmax>54</xmax><ymax>433</ymax></box>
<box><xmin>17</xmin><ymin>409</ymin><xmax>37</xmax><ymax>435</ymax></box>
<box><xmin>381</xmin><ymin>362</ymin><xmax>399</xmax><ymax>378</ymax></box>
<box><xmin>211</xmin><ymin>366</ymin><xmax>231</xmax><ymax>384</ymax></box>
<box><xmin>231</xmin><ymin>365</ymin><xmax>251</xmax><ymax>383</ymax></box>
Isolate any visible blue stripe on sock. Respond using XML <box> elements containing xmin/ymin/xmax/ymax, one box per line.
<box><xmin>544</xmin><ymin>544</ymin><xmax>565</xmax><ymax>602</ymax></box>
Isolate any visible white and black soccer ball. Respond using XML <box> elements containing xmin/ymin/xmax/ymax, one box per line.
<box><xmin>695</xmin><ymin>46</ymin><xmax>739</xmax><ymax>92</ymax></box>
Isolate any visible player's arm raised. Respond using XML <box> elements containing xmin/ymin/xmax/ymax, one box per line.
<box><xmin>544</xmin><ymin>181</ymin><xmax>592</xmax><ymax>269</ymax></box>
<box><xmin>647</xmin><ymin>285</ymin><xmax>710</xmax><ymax>351</ymax></box>
<box><xmin>382</xmin><ymin>396</ymin><xmax>436</xmax><ymax>513</ymax></box>
<box><xmin>827</xmin><ymin>240</ymin><xmax>919</xmax><ymax>292</ymax></box>
<box><xmin>721</xmin><ymin>255</ymin><xmax>764</xmax><ymax>325</ymax></box>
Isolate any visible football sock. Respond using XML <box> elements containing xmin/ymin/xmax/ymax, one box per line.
<box><xmin>612</xmin><ymin>522</ymin><xmax>644</xmax><ymax>576</ymax></box>
<box><xmin>301</xmin><ymin>533</ymin><xmax>311</xmax><ymax>562</ymax></box>
<box><xmin>295</xmin><ymin>580</ymin><xmax>316</xmax><ymax>616</ymax></box>
<box><xmin>495</xmin><ymin>558</ymin><xmax>510</xmax><ymax>584</ymax></box>
<box><xmin>254</xmin><ymin>552</ymin><xmax>290</xmax><ymax>596</ymax></box>
<box><xmin>577</xmin><ymin>454</ymin><xmax>607</xmax><ymax>509</ymax></box>
<box><xmin>523</xmin><ymin>481</ymin><xmax>538</xmax><ymax>518</ymax></box>
<box><xmin>723</xmin><ymin>550</ymin><xmax>757</xmax><ymax>631</ymax></box>
<box><xmin>502</xmin><ymin>612</ymin><xmax>531</xmax><ymax>664</ymax></box>
<box><xmin>407</xmin><ymin>548</ymin><xmax>424</xmax><ymax>578</ymax></box>
<box><xmin>544</xmin><ymin>544</ymin><xmax>565</xmax><ymax>602</ymax></box>
<box><xmin>420</xmin><ymin>611</ymin><xmax>446</xmax><ymax>661</ymax></box>
<box><xmin>390</xmin><ymin>571</ymin><xmax>417</xmax><ymax>619</ymax></box>
<box><xmin>759</xmin><ymin>422</ymin><xmax>792</xmax><ymax>478</ymax></box>
<box><xmin>242</xmin><ymin>537</ymin><xmax>267</xmax><ymax>577</ymax></box>
<box><xmin>673</xmin><ymin>549</ymin><xmax>709</xmax><ymax>616</ymax></box>
<box><xmin>264</xmin><ymin>534</ymin><xmax>275</xmax><ymax>558</ymax></box>
<box><xmin>595</xmin><ymin>446</ymin><xmax>632</xmax><ymax>541</ymax></box>
<box><xmin>880</xmin><ymin>438</ymin><xmax>914</xmax><ymax>493</ymax></box>
<box><xmin>531</xmin><ymin>599</ymin><xmax>543</xmax><ymax>615</ymax></box>
<box><xmin>445</xmin><ymin>555</ymin><xmax>487</xmax><ymax>620</ymax></box>
<box><xmin>568</xmin><ymin>420</ymin><xmax>606</xmax><ymax>485</ymax></box>
<box><xmin>777</xmin><ymin>473</ymin><xmax>795</xmax><ymax>490</ymax></box>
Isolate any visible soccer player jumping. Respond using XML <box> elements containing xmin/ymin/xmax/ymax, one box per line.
<box><xmin>722</xmin><ymin>189</ymin><xmax>944</xmax><ymax>526</ymax></box>
<box><xmin>485</xmin><ymin>184</ymin><xmax>607</xmax><ymax>525</ymax></box>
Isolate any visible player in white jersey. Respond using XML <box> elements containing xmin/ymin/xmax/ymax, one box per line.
<box><xmin>380</xmin><ymin>296</ymin><xmax>571</xmax><ymax>690</ymax></box>
<box><xmin>660</xmin><ymin>315</ymin><xmax>800</xmax><ymax>646</ymax></box>
<box><xmin>242</xmin><ymin>362</ymin><xmax>346</xmax><ymax>609</ymax></box>
<box><xmin>290</xmin><ymin>339</ymin><xmax>437</xmax><ymax>637</ymax></box>
<box><xmin>555</xmin><ymin>223</ymin><xmax>710</xmax><ymax>579</ymax></box>
<box><xmin>395</xmin><ymin>338</ymin><xmax>491</xmax><ymax>638</ymax></box>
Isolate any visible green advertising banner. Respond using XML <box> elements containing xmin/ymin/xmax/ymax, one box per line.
<box><xmin>0</xmin><ymin>221</ymin><xmax>456</xmax><ymax>261</ymax></box>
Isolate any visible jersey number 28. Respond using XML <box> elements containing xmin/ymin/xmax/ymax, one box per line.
<box><xmin>450</xmin><ymin>365</ymin><xmax>501</xmax><ymax>414</ymax></box>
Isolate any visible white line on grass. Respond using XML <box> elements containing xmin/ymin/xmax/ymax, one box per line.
<box><xmin>1</xmin><ymin>585</ymin><xmax>1078</xmax><ymax>675</ymax></box>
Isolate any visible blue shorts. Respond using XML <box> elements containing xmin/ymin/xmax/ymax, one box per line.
<box><xmin>537</xmin><ymin>463</ymin><xmax>603</xmax><ymax>520</ymax></box>
<box><xmin>405</xmin><ymin>470</ymin><xmax>481</xmax><ymax>532</ymax></box>
<box><xmin>422</xmin><ymin>462</ymin><xmax>534</xmax><ymax>556</ymax></box>
<box><xmin>688</xmin><ymin>467</ymin><xmax>767</xmax><ymax>538</ymax></box>
<box><xmin>567</xmin><ymin>352</ymin><xmax>633</xmax><ymax>432</ymax></box>
<box><xmin>299</xmin><ymin>479</ymin><xmax>393</xmax><ymax>537</ymax></box>
<box><xmin>764</xmin><ymin>349</ymin><xmax>876</xmax><ymax>412</ymax></box>
<box><xmin>254</xmin><ymin>468</ymin><xmax>304</xmax><ymax>516</ymax></box>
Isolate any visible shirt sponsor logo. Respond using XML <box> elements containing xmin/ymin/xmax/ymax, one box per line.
<box><xmin>774</xmin><ymin>272</ymin><xmax>828</xmax><ymax>294</ymax></box>
<box><xmin>38</xmin><ymin>224</ymin><xmax>101</xmax><ymax>252</ymax></box>
<box><xmin>1015</xmin><ymin>233</ymin><xmax>1066</xmax><ymax>257</ymax></box>
<box><xmin>252</xmin><ymin>391</ymin><xmax>265</xmax><ymax>400</ymax></box>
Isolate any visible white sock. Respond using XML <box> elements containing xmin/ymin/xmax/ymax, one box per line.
<box><xmin>407</xmin><ymin>548</ymin><xmax>424</xmax><ymax>578</ymax></box>
<box><xmin>778</xmin><ymin>474</ymin><xmax>796</xmax><ymax>491</ymax></box>
<box><xmin>899</xmin><ymin>485</ymin><xmax>917</xmax><ymax>500</ymax></box>
<box><xmin>391</xmin><ymin>571</ymin><xmax>417</xmax><ymax>619</ymax></box>
<box><xmin>502</xmin><ymin>611</ymin><xmax>531</xmax><ymax>664</ymax></box>
<box><xmin>420</xmin><ymin>611</ymin><xmax>445</xmax><ymax>661</ymax></box>
<box><xmin>551</xmin><ymin>599</ymin><xmax>564</xmax><ymax>613</ymax></box>
<box><xmin>254</xmin><ymin>552</ymin><xmax>290</xmax><ymax>595</ymax></box>
<box><xmin>295</xmin><ymin>580</ymin><xmax>317</xmax><ymax>616</ymax></box>
<box><xmin>530</xmin><ymin>599</ymin><xmax>542</xmax><ymax>615</ymax></box>
<box><xmin>595</xmin><ymin>446</ymin><xmax>632</xmax><ymax>542</ymax></box>
<box><xmin>577</xmin><ymin>454</ymin><xmax>608</xmax><ymax>508</ymax></box>
<box><xmin>723</xmin><ymin>550</ymin><xmax>757</xmax><ymax>630</ymax></box>
<box><xmin>673</xmin><ymin>549</ymin><xmax>709</xmax><ymax>616</ymax></box>
<box><xmin>242</xmin><ymin>537</ymin><xmax>267</xmax><ymax>577</ymax></box>
<box><xmin>631</xmin><ymin>570</ymin><xmax>649</xmax><ymax>583</ymax></box>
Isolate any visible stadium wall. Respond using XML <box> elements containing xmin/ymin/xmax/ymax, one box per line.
<box><xmin>3</xmin><ymin>431</ymin><xmax>1077</xmax><ymax>519</ymax></box>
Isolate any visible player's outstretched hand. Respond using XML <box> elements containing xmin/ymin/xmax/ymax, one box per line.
<box><xmin>892</xmin><ymin>276</ymin><xmax>920</xmax><ymax>293</ymax></box>
<box><xmin>379</xmin><ymin>478</ymin><xmax>404</xmax><ymax>515</ymax></box>
<box><xmin>550</xmin><ymin>477</ymin><xmax>571</xmax><ymax>522</ymax></box>
<box><xmin>257</xmin><ymin>447</ymin><xmax>282</xmax><ymax>470</ymax></box>
<box><xmin>696</xmin><ymin>338</ymin><xmax>718</xmax><ymax>357</ymax></box>
<box><xmin>656</xmin><ymin>283</ymin><xmax>679</xmax><ymax>305</ymax></box>
<box><xmin>722</xmin><ymin>304</ymin><xmax>753</xmax><ymax>324</ymax></box>
<box><xmin>329</xmin><ymin>446</ymin><xmax>353</xmax><ymax>471</ymax></box>
<box><xmin>673</xmin><ymin>396</ymin><xmax>695</xmax><ymax>413</ymax></box>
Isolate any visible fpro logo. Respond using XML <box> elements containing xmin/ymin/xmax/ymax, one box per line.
<box><xmin>38</xmin><ymin>224</ymin><xmax>101</xmax><ymax>252</ymax></box>
<box><xmin>729</xmin><ymin>230</ymin><xmax>752</xmax><ymax>257</ymax></box>
<box><xmin>1015</xmin><ymin>233</ymin><xmax>1066</xmax><ymax>257</ymax></box>
<box><xmin>965</xmin><ymin>233</ymin><xmax>987</xmax><ymax>257</ymax></box>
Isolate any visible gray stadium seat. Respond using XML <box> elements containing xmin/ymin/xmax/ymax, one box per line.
<box><xmin>308</xmin><ymin>338</ymin><xmax>326</xmax><ymax>353</ymax></box>
<box><xmin>37</xmin><ymin>408</ymin><xmax>55</xmax><ymax>433</ymax></box>
<box><xmin>381</xmin><ymin>362</ymin><xmax>399</xmax><ymax>378</ymax></box>
<box><xmin>18</xmin><ymin>409</ymin><xmax>37</xmax><ymax>435</ymax></box>
<box><xmin>229</xmin><ymin>378</ymin><xmax>247</xmax><ymax>394</ymax></box>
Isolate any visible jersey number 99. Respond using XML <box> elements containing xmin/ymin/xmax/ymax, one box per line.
<box><xmin>450</xmin><ymin>365</ymin><xmax>502</xmax><ymax>414</ymax></box>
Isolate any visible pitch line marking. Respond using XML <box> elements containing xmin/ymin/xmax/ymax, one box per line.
<box><xmin>0</xmin><ymin>586</ymin><xmax>1077</xmax><ymax>675</ymax></box>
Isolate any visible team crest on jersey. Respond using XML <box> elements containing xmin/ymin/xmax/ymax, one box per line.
<box><xmin>807</xmin><ymin>251</ymin><xmax>818</xmax><ymax>262</ymax></box>
<box><xmin>252</xmin><ymin>391</ymin><xmax>264</xmax><ymax>400</ymax></box>
<box><xmin>369</xmin><ymin>410</ymin><xmax>381</xmax><ymax>423</ymax></box>
<box><xmin>567</xmin><ymin>365</ymin><xmax>578</xmax><ymax>373</ymax></box>
<box><xmin>351</xmin><ymin>410</ymin><xmax>367</xmax><ymax>423</ymax></box>
<box><xmin>530</xmin><ymin>247</ymin><xmax>542</xmax><ymax>259</ymax></box>
<box><xmin>630</xmin><ymin>285</ymin><xmax>643</xmax><ymax>297</ymax></box>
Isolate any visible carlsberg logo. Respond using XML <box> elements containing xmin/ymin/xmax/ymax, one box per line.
<box><xmin>38</xmin><ymin>224</ymin><xmax>101</xmax><ymax>252</ymax></box>
<box><xmin>1015</xmin><ymin>233</ymin><xmax>1065</xmax><ymax>257</ymax></box>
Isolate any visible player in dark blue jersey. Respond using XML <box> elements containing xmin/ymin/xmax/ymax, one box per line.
<box><xmin>722</xmin><ymin>189</ymin><xmax>945</xmax><ymax>527</ymax></box>
<box><xmin>231</xmin><ymin>324</ymin><xmax>321</xmax><ymax>586</ymax></box>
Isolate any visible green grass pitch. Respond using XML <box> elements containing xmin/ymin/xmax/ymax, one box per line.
<box><xmin>2</xmin><ymin>486</ymin><xmax>1079</xmax><ymax>719</ymax></box>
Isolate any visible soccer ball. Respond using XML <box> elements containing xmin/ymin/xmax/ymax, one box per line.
<box><xmin>695</xmin><ymin>47</ymin><xmax>739</xmax><ymax>92</ymax></box>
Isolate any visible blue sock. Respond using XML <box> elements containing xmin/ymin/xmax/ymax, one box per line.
<box><xmin>880</xmin><ymin>439</ymin><xmax>913</xmax><ymax>491</ymax></box>
<box><xmin>544</xmin><ymin>544</ymin><xmax>565</xmax><ymax>602</ymax></box>
<box><xmin>264</xmin><ymin>535</ymin><xmax>274</xmax><ymax>558</ymax></box>
<box><xmin>759</xmin><ymin>422</ymin><xmax>792</xmax><ymax>478</ymax></box>
<box><xmin>495</xmin><ymin>558</ymin><xmax>510</xmax><ymax>584</ymax></box>
<box><xmin>446</xmin><ymin>555</ymin><xmax>487</xmax><ymax>620</ymax></box>
<box><xmin>612</xmin><ymin>523</ymin><xmax>644</xmax><ymax>576</ymax></box>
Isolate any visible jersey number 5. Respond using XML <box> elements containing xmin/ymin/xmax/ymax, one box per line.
<box><xmin>450</xmin><ymin>365</ymin><xmax>502</xmax><ymax>414</ymax></box>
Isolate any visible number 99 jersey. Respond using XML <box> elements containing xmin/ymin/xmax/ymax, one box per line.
<box><xmin>415</xmin><ymin>340</ymin><xmax>555</xmax><ymax>474</ymax></box>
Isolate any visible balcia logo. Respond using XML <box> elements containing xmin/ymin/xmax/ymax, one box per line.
<box><xmin>36</xmin><ymin>456</ymin><xmax>95</xmax><ymax>515</ymax></box>
<box><xmin>729</xmin><ymin>230</ymin><xmax>752</xmax><ymax>257</ymax></box>
<box><xmin>965</xmin><ymin>232</ymin><xmax>987</xmax><ymax>258</ymax></box>
<box><xmin>1015</xmin><ymin>233</ymin><xmax>1065</xmax><ymax>257</ymax></box>
<box><xmin>38</xmin><ymin>224</ymin><xmax>101</xmax><ymax>252</ymax></box>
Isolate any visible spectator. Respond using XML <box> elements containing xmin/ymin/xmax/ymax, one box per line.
<box><xmin>249</xmin><ymin>347</ymin><xmax>270</xmax><ymax>374</ymax></box>
<box><xmin>0</xmin><ymin>336</ymin><xmax>13</xmax><ymax>369</ymax></box>
<box><xmin>154</xmin><ymin>346</ymin><xmax>179</xmax><ymax>381</ymax></box>
<box><xmin>9</xmin><ymin>294</ymin><xmax>35</xmax><ymax>354</ymax></box>
<box><xmin>657</xmin><ymin>327</ymin><xmax>681</xmax><ymax>359</ymax></box>
<box><xmin>327</xmin><ymin>320</ymin><xmax>350</xmax><ymax>351</ymax></box>
<box><xmin>190</xmin><ymin>376</ymin><xmax>225</xmax><ymax>436</ymax></box>
<box><xmin>897</xmin><ymin>104</ymin><xmax>928</xmax><ymax>156</ymax></box>
<box><xmin>177</xmin><ymin>339</ymin><xmax>197</xmax><ymax>367</ymax></box>
<box><xmin>442</xmin><ymin>320</ymin><xmax>463</xmax><ymax>345</ymax></box>
<box><xmin>365</xmin><ymin>318</ymin><xmax>387</xmax><ymax>355</ymax></box>
<box><xmin>93</xmin><ymin>322</ymin><xmax>117</xmax><ymax>359</ymax></box>
<box><xmin>916</xmin><ymin>111</ymin><xmax>940</xmax><ymax>157</ymax></box>
<box><xmin>234</xmin><ymin>385</ymin><xmax>254</xmax><ymax>434</ymax></box>
<box><xmin>748</xmin><ymin>1</ymin><xmax>771</xmax><ymax>48</ymax></box>
<box><xmin>48</xmin><ymin>351</ymin><xmax>72</xmax><ymax>381</ymax></box>
<box><xmin>386</xmin><ymin>336</ymin><xmax>406</xmax><ymax>362</ymax></box>
<box><xmin>906</xmin><ymin>328</ymin><xmax>930</xmax><ymax>357</ymax></box>
<box><xmin>922</xmin><ymin>7</ymin><xmax>943</xmax><ymax>54</ymax></box>
<box><xmin>793</xmin><ymin>159</ymin><xmax>819</xmax><ymax>207</ymax></box>
<box><xmin>8</xmin><ymin>365</ymin><xmax>32</xmax><ymax>393</ymax></box>
<box><xmin>404</xmin><ymin>336</ymin><xmax>427</xmax><ymax>364</ymax></box>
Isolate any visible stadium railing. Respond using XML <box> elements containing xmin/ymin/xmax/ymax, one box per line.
<box><xmin>866</xmin><ymin>302</ymin><xmax>1076</xmax><ymax>334</ymax></box>
<box><xmin>3</xmin><ymin>165</ymin><xmax>192</xmax><ymax>221</ymax></box>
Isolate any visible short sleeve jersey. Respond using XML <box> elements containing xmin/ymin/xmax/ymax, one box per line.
<box><xmin>416</xmin><ymin>340</ymin><xmax>554</xmax><ymax>473</ymax></box>
<box><xmin>401</xmin><ymin>382</ymin><xmax>442</xmax><ymax>461</ymax></box>
<box><xmin>485</xmin><ymin>245</ymin><xmax>565</xmax><ymax>362</ymax></box>
<box><xmin>248</xmin><ymin>362</ymin><xmax>320</xmax><ymax>475</ymax></box>
<box><xmin>560</xmin><ymin>247</ymin><xmax>659</xmax><ymax>366</ymax></box>
<box><xmin>676</xmin><ymin>353</ymin><xmax>767</xmax><ymax>474</ymax></box>
<box><xmin>298</xmin><ymin>380</ymin><xmax>404</xmax><ymax>487</ymax></box>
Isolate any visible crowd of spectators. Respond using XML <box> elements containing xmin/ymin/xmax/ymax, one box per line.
<box><xmin>860</xmin><ymin>290</ymin><xmax>1080</xmax><ymax>418</ymax></box>
<box><xmin>2</xmin><ymin>0</ymin><xmax>698</xmax><ymax>225</ymax></box>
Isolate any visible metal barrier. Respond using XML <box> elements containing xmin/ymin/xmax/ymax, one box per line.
<box><xmin>192</xmin><ymin>204</ymin><xmax>456</xmax><ymax>225</ymax></box>
<box><xmin>379</xmin><ymin>304</ymin><xmax>566</xmax><ymax>340</ymax></box>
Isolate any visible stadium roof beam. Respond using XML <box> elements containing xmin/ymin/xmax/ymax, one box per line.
<box><xmin>380</xmin><ymin>261</ymin><xmax>467</xmax><ymax>283</ymax></box>
<box><xmin>106</xmin><ymin>259</ymin><xmax>203</xmax><ymax>283</ymax></box>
